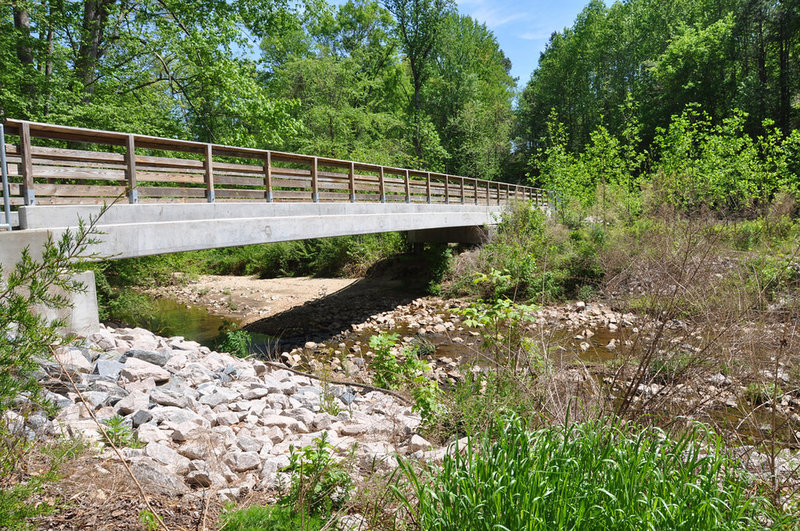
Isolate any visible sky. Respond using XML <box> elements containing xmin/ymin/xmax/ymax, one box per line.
<box><xmin>456</xmin><ymin>0</ymin><xmax>591</xmax><ymax>84</ymax></box>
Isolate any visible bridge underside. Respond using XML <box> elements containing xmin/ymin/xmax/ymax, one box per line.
<box><xmin>0</xmin><ymin>202</ymin><xmax>504</xmax><ymax>269</ymax></box>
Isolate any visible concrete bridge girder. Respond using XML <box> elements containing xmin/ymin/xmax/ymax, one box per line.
<box><xmin>0</xmin><ymin>202</ymin><xmax>506</xmax><ymax>335</ymax></box>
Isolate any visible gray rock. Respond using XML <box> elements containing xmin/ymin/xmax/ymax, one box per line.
<box><xmin>53</xmin><ymin>348</ymin><xmax>93</xmax><ymax>374</ymax></box>
<box><xmin>125</xmin><ymin>349</ymin><xmax>171</xmax><ymax>367</ymax></box>
<box><xmin>261</xmin><ymin>414</ymin><xmax>300</xmax><ymax>431</ymax></box>
<box><xmin>116</xmin><ymin>390</ymin><xmax>150</xmax><ymax>415</ymax></box>
<box><xmin>82</xmin><ymin>391</ymin><xmax>110</xmax><ymax>409</ymax></box>
<box><xmin>407</xmin><ymin>434</ymin><xmax>432</xmax><ymax>453</ymax></box>
<box><xmin>131</xmin><ymin>409</ymin><xmax>153</xmax><ymax>428</ymax></box>
<box><xmin>243</xmin><ymin>387</ymin><xmax>271</xmax><ymax>400</ymax></box>
<box><xmin>199</xmin><ymin>388</ymin><xmax>240</xmax><ymax>407</ymax></box>
<box><xmin>225</xmin><ymin>451</ymin><xmax>261</xmax><ymax>472</ymax></box>
<box><xmin>120</xmin><ymin>358</ymin><xmax>170</xmax><ymax>383</ymax></box>
<box><xmin>150</xmin><ymin>389</ymin><xmax>191</xmax><ymax>408</ymax></box>
<box><xmin>136</xmin><ymin>424</ymin><xmax>169</xmax><ymax>444</ymax></box>
<box><xmin>145</xmin><ymin>441</ymin><xmax>190</xmax><ymax>474</ymax></box>
<box><xmin>130</xmin><ymin>458</ymin><xmax>189</xmax><ymax>495</ymax></box>
<box><xmin>237</xmin><ymin>436</ymin><xmax>263</xmax><ymax>453</ymax></box>
<box><xmin>170</xmin><ymin>421</ymin><xmax>203</xmax><ymax>442</ymax></box>
<box><xmin>95</xmin><ymin>360</ymin><xmax>125</xmax><ymax>380</ymax></box>
<box><xmin>149</xmin><ymin>406</ymin><xmax>208</xmax><ymax>427</ymax></box>
<box><xmin>215</xmin><ymin>412</ymin><xmax>241</xmax><ymax>426</ymax></box>
<box><xmin>186</xmin><ymin>469</ymin><xmax>212</xmax><ymax>488</ymax></box>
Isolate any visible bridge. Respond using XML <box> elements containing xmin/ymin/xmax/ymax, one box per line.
<box><xmin>0</xmin><ymin>119</ymin><xmax>546</xmax><ymax>332</ymax></box>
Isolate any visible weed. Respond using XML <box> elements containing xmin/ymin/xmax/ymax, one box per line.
<box><xmin>139</xmin><ymin>510</ymin><xmax>159</xmax><ymax>531</ymax></box>
<box><xmin>284</xmin><ymin>432</ymin><xmax>352</xmax><ymax>516</ymax></box>
<box><xmin>220</xmin><ymin>504</ymin><xmax>324</xmax><ymax>531</ymax></box>
<box><xmin>103</xmin><ymin>415</ymin><xmax>141</xmax><ymax>448</ymax></box>
<box><xmin>217</xmin><ymin>330</ymin><xmax>252</xmax><ymax>358</ymax></box>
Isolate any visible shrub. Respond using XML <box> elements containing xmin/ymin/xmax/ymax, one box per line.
<box><xmin>1</xmin><ymin>214</ymin><xmax>102</xmax><ymax>475</ymax></box>
<box><xmin>284</xmin><ymin>432</ymin><xmax>351</xmax><ymax>516</ymax></box>
<box><xmin>397</xmin><ymin>416</ymin><xmax>774</xmax><ymax>530</ymax></box>
<box><xmin>216</xmin><ymin>330</ymin><xmax>253</xmax><ymax>358</ymax></box>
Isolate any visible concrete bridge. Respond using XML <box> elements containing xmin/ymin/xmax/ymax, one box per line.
<box><xmin>0</xmin><ymin>119</ymin><xmax>546</xmax><ymax>332</ymax></box>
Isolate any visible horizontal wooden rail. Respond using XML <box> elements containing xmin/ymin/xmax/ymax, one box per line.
<box><xmin>1</xmin><ymin>119</ymin><xmax>548</xmax><ymax>209</ymax></box>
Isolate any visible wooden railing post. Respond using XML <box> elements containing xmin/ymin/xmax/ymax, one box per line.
<box><xmin>486</xmin><ymin>180</ymin><xmax>490</xmax><ymax>205</ymax></box>
<box><xmin>460</xmin><ymin>177</ymin><xmax>465</xmax><ymax>204</ymax></box>
<box><xmin>264</xmin><ymin>151</ymin><xmax>273</xmax><ymax>202</ymax></box>
<box><xmin>125</xmin><ymin>134</ymin><xmax>137</xmax><ymax>204</ymax></box>
<box><xmin>349</xmin><ymin>162</ymin><xmax>356</xmax><ymax>203</ymax></box>
<box><xmin>311</xmin><ymin>157</ymin><xmax>319</xmax><ymax>202</ymax></box>
<box><xmin>379</xmin><ymin>167</ymin><xmax>386</xmax><ymax>203</ymax></box>
<box><xmin>473</xmin><ymin>179</ymin><xmax>478</xmax><ymax>205</ymax></box>
<box><xmin>204</xmin><ymin>144</ymin><xmax>215</xmax><ymax>203</ymax></box>
<box><xmin>404</xmin><ymin>169</ymin><xmax>411</xmax><ymax>203</ymax></box>
<box><xmin>19</xmin><ymin>122</ymin><xmax>34</xmax><ymax>205</ymax></box>
<box><xmin>496</xmin><ymin>182</ymin><xmax>501</xmax><ymax>205</ymax></box>
<box><xmin>444</xmin><ymin>175</ymin><xmax>449</xmax><ymax>204</ymax></box>
<box><xmin>425</xmin><ymin>172</ymin><xmax>431</xmax><ymax>204</ymax></box>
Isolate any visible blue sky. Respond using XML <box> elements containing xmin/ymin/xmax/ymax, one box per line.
<box><xmin>456</xmin><ymin>0</ymin><xmax>590</xmax><ymax>84</ymax></box>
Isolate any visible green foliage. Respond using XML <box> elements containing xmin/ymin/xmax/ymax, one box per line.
<box><xmin>220</xmin><ymin>504</ymin><xmax>324</xmax><ymax>531</ymax></box>
<box><xmin>745</xmin><ymin>382</ymin><xmax>783</xmax><ymax>406</ymax></box>
<box><xmin>102</xmin><ymin>415</ymin><xmax>142</xmax><ymax>449</ymax></box>
<box><xmin>0</xmin><ymin>479</ymin><xmax>57</xmax><ymax>530</ymax></box>
<box><xmin>451</xmin><ymin>201</ymin><xmax>606</xmax><ymax>303</ymax></box>
<box><xmin>397</xmin><ymin>415</ymin><xmax>775</xmax><ymax>530</ymax></box>
<box><xmin>0</xmin><ymin>213</ymin><xmax>102</xmax><ymax>475</ymax></box>
<box><xmin>216</xmin><ymin>330</ymin><xmax>253</xmax><ymax>358</ymax></box>
<box><xmin>368</xmin><ymin>333</ymin><xmax>442</xmax><ymax>423</ymax></box>
<box><xmin>138</xmin><ymin>510</ymin><xmax>159</xmax><ymax>531</ymax></box>
<box><xmin>369</xmin><ymin>333</ymin><xmax>403</xmax><ymax>389</ymax></box>
<box><xmin>284</xmin><ymin>432</ymin><xmax>351</xmax><ymax>516</ymax></box>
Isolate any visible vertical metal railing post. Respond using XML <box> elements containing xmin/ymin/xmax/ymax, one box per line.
<box><xmin>0</xmin><ymin>125</ymin><xmax>12</xmax><ymax>230</ymax></box>
<box><xmin>125</xmin><ymin>134</ymin><xmax>138</xmax><ymax>204</ymax></box>
<box><xmin>204</xmin><ymin>144</ymin><xmax>215</xmax><ymax>203</ymax></box>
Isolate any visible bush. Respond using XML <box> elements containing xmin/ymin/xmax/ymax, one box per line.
<box><xmin>1</xmin><ymin>215</ymin><xmax>102</xmax><ymax>475</ymax></box>
<box><xmin>397</xmin><ymin>416</ymin><xmax>775</xmax><ymax>530</ymax></box>
<box><xmin>449</xmin><ymin>202</ymin><xmax>606</xmax><ymax>302</ymax></box>
<box><xmin>216</xmin><ymin>330</ymin><xmax>253</xmax><ymax>358</ymax></box>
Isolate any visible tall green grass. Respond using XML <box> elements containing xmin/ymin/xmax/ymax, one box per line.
<box><xmin>397</xmin><ymin>416</ymin><xmax>775</xmax><ymax>530</ymax></box>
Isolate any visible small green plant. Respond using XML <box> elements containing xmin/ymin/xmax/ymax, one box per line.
<box><xmin>316</xmin><ymin>367</ymin><xmax>342</xmax><ymax>416</ymax></box>
<box><xmin>368</xmin><ymin>333</ymin><xmax>442</xmax><ymax>423</ymax></box>
<box><xmin>369</xmin><ymin>333</ymin><xmax>403</xmax><ymax>389</ymax></box>
<box><xmin>139</xmin><ymin>509</ymin><xmax>159</xmax><ymax>531</ymax></box>
<box><xmin>457</xmin><ymin>271</ymin><xmax>537</xmax><ymax>372</ymax></box>
<box><xmin>745</xmin><ymin>382</ymin><xmax>783</xmax><ymax>406</ymax></box>
<box><xmin>216</xmin><ymin>330</ymin><xmax>252</xmax><ymax>358</ymax></box>
<box><xmin>103</xmin><ymin>415</ymin><xmax>141</xmax><ymax>448</ymax></box>
<box><xmin>284</xmin><ymin>432</ymin><xmax>352</xmax><ymax>517</ymax></box>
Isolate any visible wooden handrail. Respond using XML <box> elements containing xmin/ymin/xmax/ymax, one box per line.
<box><xmin>1</xmin><ymin>118</ymin><xmax>547</xmax><ymax>208</ymax></box>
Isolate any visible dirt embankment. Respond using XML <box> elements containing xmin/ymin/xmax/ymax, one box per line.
<box><xmin>145</xmin><ymin>275</ymin><xmax>361</xmax><ymax>325</ymax></box>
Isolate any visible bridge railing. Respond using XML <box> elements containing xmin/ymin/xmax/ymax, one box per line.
<box><xmin>1</xmin><ymin>119</ymin><xmax>547</xmax><ymax>209</ymax></box>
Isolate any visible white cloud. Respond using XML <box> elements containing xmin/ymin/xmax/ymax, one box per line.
<box><xmin>470</xmin><ymin>6</ymin><xmax>528</xmax><ymax>28</ymax></box>
<box><xmin>518</xmin><ymin>30</ymin><xmax>551</xmax><ymax>41</ymax></box>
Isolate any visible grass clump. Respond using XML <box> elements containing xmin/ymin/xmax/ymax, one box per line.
<box><xmin>220</xmin><ymin>504</ymin><xmax>324</xmax><ymax>531</ymax></box>
<box><xmin>398</xmin><ymin>415</ymin><xmax>775</xmax><ymax>530</ymax></box>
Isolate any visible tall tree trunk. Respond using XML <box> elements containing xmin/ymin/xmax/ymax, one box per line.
<box><xmin>14</xmin><ymin>8</ymin><xmax>36</xmax><ymax>100</ymax></box>
<box><xmin>413</xmin><ymin>74</ymin><xmax>422</xmax><ymax>161</ymax></box>
<box><xmin>778</xmin><ymin>12</ymin><xmax>790</xmax><ymax>133</ymax></box>
<box><xmin>76</xmin><ymin>0</ymin><xmax>116</xmax><ymax>97</ymax></box>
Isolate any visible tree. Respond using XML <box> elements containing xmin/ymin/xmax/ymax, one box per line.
<box><xmin>382</xmin><ymin>0</ymin><xmax>453</xmax><ymax>162</ymax></box>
